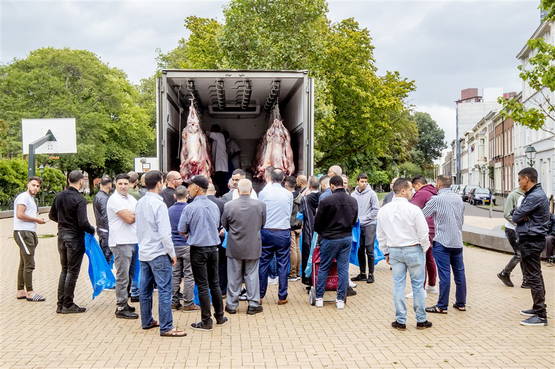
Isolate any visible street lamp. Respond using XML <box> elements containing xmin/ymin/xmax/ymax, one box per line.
<box><xmin>525</xmin><ymin>145</ymin><xmax>537</xmax><ymax>167</ymax></box>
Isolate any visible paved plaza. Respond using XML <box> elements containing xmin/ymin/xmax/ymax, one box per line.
<box><xmin>1</xmin><ymin>211</ymin><xmax>554</xmax><ymax>369</ymax></box>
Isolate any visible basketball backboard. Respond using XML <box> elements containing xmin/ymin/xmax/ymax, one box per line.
<box><xmin>134</xmin><ymin>157</ymin><xmax>159</xmax><ymax>173</ymax></box>
<box><xmin>22</xmin><ymin>118</ymin><xmax>77</xmax><ymax>154</ymax></box>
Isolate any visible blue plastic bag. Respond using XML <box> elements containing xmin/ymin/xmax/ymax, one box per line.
<box><xmin>350</xmin><ymin>221</ymin><xmax>384</xmax><ymax>266</ymax></box>
<box><xmin>84</xmin><ymin>233</ymin><xmax>116</xmax><ymax>299</ymax></box>
<box><xmin>222</xmin><ymin>231</ymin><xmax>228</xmax><ymax>249</ymax></box>
<box><xmin>374</xmin><ymin>237</ymin><xmax>385</xmax><ymax>264</ymax></box>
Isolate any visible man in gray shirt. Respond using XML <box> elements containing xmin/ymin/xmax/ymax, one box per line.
<box><xmin>178</xmin><ymin>175</ymin><xmax>227</xmax><ymax>330</ymax></box>
<box><xmin>135</xmin><ymin>170</ymin><xmax>186</xmax><ymax>337</ymax></box>
<box><xmin>221</xmin><ymin>179</ymin><xmax>266</xmax><ymax>315</ymax></box>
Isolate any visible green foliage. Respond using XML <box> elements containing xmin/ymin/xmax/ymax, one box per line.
<box><xmin>499</xmin><ymin>2</ymin><xmax>555</xmax><ymax>136</ymax></box>
<box><xmin>0</xmin><ymin>158</ymin><xmax>27</xmax><ymax>204</ymax></box>
<box><xmin>157</xmin><ymin>0</ymin><xmax>424</xmax><ymax>181</ymax></box>
<box><xmin>0</xmin><ymin>119</ymin><xmax>8</xmax><ymax>157</ymax></box>
<box><xmin>38</xmin><ymin>166</ymin><xmax>66</xmax><ymax>193</ymax></box>
<box><xmin>0</xmin><ymin>48</ymin><xmax>155</xmax><ymax>180</ymax></box>
<box><xmin>366</xmin><ymin>170</ymin><xmax>390</xmax><ymax>186</ymax></box>
<box><xmin>397</xmin><ymin>162</ymin><xmax>422</xmax><ymax>179</ymax></box>
<box><xmin>411</xmin><ymin>112</ymin><xmax>446</xmax><ymax>167</ymax></box>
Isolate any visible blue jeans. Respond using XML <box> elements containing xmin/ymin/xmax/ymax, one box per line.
<box><xmin>139</xmin><ymin>255</ymin><xmax>174</xmax><ymax>333</ymax></box>
<box><xmin>316</xmin><ymin>236</ymin><xmax>351</xmax><ymax>301</ymax></box>
<box><xmin>389</xmin><ymin>246</ymin><xmax>427</xmax><ymax>324</ymax></box>
<box><xmin>131</xmin><ymin>245</ymin><xmax>139</xmax><ymax>297</ymax></box>
<box><xmin>259</xmin><ymin>229</ymin><xmax>291</xmax><ymax>300</ymax></box>
<box><xmin>432</xmin><ymin>242</ymin><xmax>466</xmax><ymax>310</ymax></box>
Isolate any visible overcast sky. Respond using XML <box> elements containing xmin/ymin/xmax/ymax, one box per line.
<box><xmin>0</xmin><ymin>0</ymin><xmax>543</xmax><ymax>144</ymax></box>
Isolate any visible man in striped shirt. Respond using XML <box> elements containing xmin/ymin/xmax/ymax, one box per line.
<box><xmin>422</xmin><ymin>175</ymin><xmax>466</xmax><ymax>314</ymax></box>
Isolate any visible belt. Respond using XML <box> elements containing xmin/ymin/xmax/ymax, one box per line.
<box><xmin>263</xmin><ymin>228</ymin><xmax>289</xmax><ymax>232</ymax></box>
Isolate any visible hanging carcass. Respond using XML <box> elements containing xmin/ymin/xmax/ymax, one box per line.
<box><xmin>254</xmin><ymin>105</ymin><xmax>295</xmax><ymax>178</ymax></box>
<box><xmin>179</xmin><ymin>105</ymin><xmax>212</xmax><ymax>179</ymax></box>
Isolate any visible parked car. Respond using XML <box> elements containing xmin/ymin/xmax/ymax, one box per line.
<box><xmin>462</xmin><ymin>185</ymin><xmax>478</xmax><ymax>202</ymax></box>
<box><xmin>468</xmin><ymin>187</ymin><xmax>496</xmax><ymax>205</ymax></box>
<box><xmin>451</xmin><ymin>184</ymin><xmax>460</xmax><ymax>193</ymax></box>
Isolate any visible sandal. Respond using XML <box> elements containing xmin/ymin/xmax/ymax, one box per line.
<box><xmin>26</xmin><ymin>293</ymin><xmax>46</xmax><ymax>302</ymax></box>
<box><xmin>160</xmin><ymin>328</ymin><xmax>187</xmax><ymax>337</ymax></box>
<box><xmin>425</xmin><ymin>305</ymin><xmax>447</xmax><ymax>314</ymax></box>
<box><xmin>142</xmin><ymin>320</ymin><xmax>160</xmax><ymax>330</ymax></box>
<box><xmin>453</xmin><ymin>304</ymin><xmax>466</xmax><ymax>311</ymax></box>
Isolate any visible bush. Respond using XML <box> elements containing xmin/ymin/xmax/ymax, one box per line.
<box><xmin>37</xmin><ymin>167</ymin><xmax>67</xmax><ymax>204</ymax></box>
<box><xmin>0</xmin><ymin>158</ymin><xmax>27</xmax><ymax>206</ymax></box>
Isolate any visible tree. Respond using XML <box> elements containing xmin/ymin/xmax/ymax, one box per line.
<box><xmin>0</xmin><ymin>48</ymin><xmax>155</xmax><ymax>184</ymax></box>
<box><xmin>157</xmin><ymin>0</ymin><xmax>417</xmax><ymax>178</ymax></box>
<box><xmin>411</xmin><ymin>112</ymin><xmax>446</xmax><ymax>167</ymax></box>
<box><xmin>0</xmin><ymin>158</ymin><xmax>27</xmax><ymax>205</ymax></box>
<box><xmin>499</xmin><ymin>1</ymin><xmax>555</xmax><ymax>136</ymax></box>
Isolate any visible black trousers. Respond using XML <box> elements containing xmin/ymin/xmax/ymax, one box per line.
<box><xmin>57</xmin><ymin>234</ymin><xmax>85</xmax><ymax>308</ymax></box>
<box><xmin>213</xmin><ymin>171</ymin><xmax>228</xmax><ymax>197</ymax></box>
<box><xmin>218</xmin><ymin>244</ymin><xmax>228</xmax><ymax>295</ymax></box>
<box><xmin>502</xmin><ymin>228</ymin><xmax>525</xmax><ymax>279</ymax></box>
<box><xmin>98</xmin><ymin>233</ymin><xmax>112</xmax><ymax>264</ymax></box>
<box><xmin>190</xmin><ymin>246</ymin><xmax>224</xmax><ymax>324</ymax></box>
<box><xmin>358</xmin><ymin>224</ymin><xmax>376</xmax><ymax>275</ymax></box>
<box><xmin>519</xmin><ymin>235</ymin><xmax>547</xmax><ymax>318</ymax></box>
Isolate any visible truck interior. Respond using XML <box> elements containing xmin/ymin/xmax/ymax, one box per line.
<box><xmin>161</xmin><ymin>71</ymin><xmax>309</xmax><ymax>184</ymax></box>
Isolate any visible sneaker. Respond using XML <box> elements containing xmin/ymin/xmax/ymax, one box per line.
<box><xmin>497</xmin><ymin>272</ymin><xmax>514</xmax><ymax>287</ymax></box>
<box><xmin>520</xmin><ymin>316</ymin><xmax>548</xmax><ymax>326</ymax></box>
<box><xmin>61</xmin><ymin>304</ymin><xmax>86</xmax><ymax>314</ymax></box>
<box><xmin>288</xmin><ymin>276</ymin><xmax>300</xmax><ymax>282</ymax></box>
<box><xmin>182</xmin><ymin>304</ymin><xmax>200</xmax><ymax>312</ymax></box>
<box><xmin>115</xmin><ymin>306</ymin><xmax>138</xmax><ymax>319</ymax></box>
<box><xmin>391</xmin><ymin>321</ymin><xmax>406</xmax><ymax>330</ymax></box>
<box><xmin>268</xmin><ymin>277</ymin><xmax>279</xmax><ymax>285</ymax></box>
<box><xmin>172</xmin><ymin>302</ymin><xmax>182</xmax><ymax>310</ymax></box>
<box><xmin>247</xmin><ymin>305</ymin><xmax>263</xmax><ymax>315</ymax></box>
<box><xmin>520</xmin><ymin>309</ymin><xmax>537</xmax><ymax>317</ymax></box>
<box><xmin>416</xmin><ymin>321</ymin><xmax>433</xmax><ymax>330</ymax></box>
<box><xmin>349</xmin><ymin>280</ymin><xmax>357</xmax><ymax>288</ymax></box>
<box><xmin>366</xmin><ymin>274</ymin><xmax>375</xmax><ymax>284</ymax></box>
<box><xmin>315</xmin><ymin>298</ymin><xmax>324</xmax><ymax>308</ymax></box>
<box><xmin>347</xmin><ymin>287</ymin><xmax>357</xmax><ymax>296</ymax></box>
<box><xmin>426</xmin><ymin>285</ymin><xmax>439</xmax><ymax>294</ymax></box>
<box><xmin>130</xmin><ymin>296</ymin><xmax>140</xmax><ymax>303</ymax></box>
<box><xmin>351</xmin><ymin>273</ymin><xmax>367</xmax><ymax>282</ymax></box>
<box><xmin>277</xmin><ymin>299</ymin><xmax>288</xmax><ymax>305</ymax></box>
<box><xmin>521</xmin><ymin>283</ymin><xmax>532</xmax><ymax>289</ymax></box>
<box><xmin>336</xmin><ymin>300</ymin><xmax>345</xmax><ymax>309</ymax></box>
<box><xmin>225</xmin><ymin>305</ymin><xmax>237</xmax><ymax>314</ymax></box>
<box><xmin>216</xmin><ymin>317</ymin><xmax>228</xmax><ymax>325</ymax></box>
<box><xmin>56</xmin><ymin>305</ymin><xmax>63</xmax><ymax>314</ymax></box>
<box><xmin>191</xmin><ymin>321</ymin><xmax>213</xmax><ymax>331</ymax></box>
<box><xmin>125</xmin><ymin>303</ymin><xmax>136</xmax><ymax>312</ymax></box>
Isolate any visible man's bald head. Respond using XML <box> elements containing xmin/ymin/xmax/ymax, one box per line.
<box><xmin>166</xmin><ymin>171</ymin><xmax>182</xmax><ymax>189</ymax></box>
<box><xmin>207</xmin><ymin>183</ymin><xmax>217</xmax><ymax>195</ymax></box>
<box><xmin>238</xmin><ymin>179</ymin><xmax>253</xmax><ymax>195</ymax></box>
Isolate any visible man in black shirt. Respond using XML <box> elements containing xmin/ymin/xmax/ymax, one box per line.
<box><xmin>49</xmin><ymin>170</ymin><xmax>96</xmax><ymax>314</ymax></box>
<box><xmin>93</xmin><ymin>176</ymin><xmax>112</xmax><ymax>263</ymax></box>
<box><xmin>313</xmin><ymin>175</ymin><xmax>358</xmax><ymax>309</ymax></box>
<box><xmin>161</xmin><ymin>171</ymin><xmax>183</xmax><ymax>208</ymax></box>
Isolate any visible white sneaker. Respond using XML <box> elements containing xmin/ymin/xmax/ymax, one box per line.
<box><xmin>268</xmin><ymin>277</ymin><xmax>278</xmax><ymax>285</ymax></box>
<box><xmin>426</xmin><ymin>285</ymin><xmax>439</xmax><ymax>294</ymax></box>
<box><xmin>349</xmin><ymin>280</ymin><xmax>357</xmax><ymax>288</ymax></box>
<box><xmin>315</xmin><ymin>298</ymin><xmax>324</xmax><ymax>307</ymax></box>
<box><xmin>336</xmin><ymin>300</ymin><xmax>345</xmax><ymax>309</ymax></box>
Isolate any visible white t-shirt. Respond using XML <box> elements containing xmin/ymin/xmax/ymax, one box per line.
<box><xmin>209</xmin><ymin>132</ymin><xmax>228</xmax><ymax>172</ymax></box>
<box><xmin>13</xmin><ymin>191</ymin><xmax>38</xmax><ymax>232</ymax></box>
<box><xmin>231</xmin><ymin>189</ymin><xmax>258</xmax><ymax>201</ymax></box>
<box><xmin>107</xmin><ymin>191</ymin><xmax>138</xmax><ymax>246</ymax></box>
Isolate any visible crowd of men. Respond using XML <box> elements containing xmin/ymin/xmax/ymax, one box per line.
<box><xmin>12</xmin><ymin>164</ymin><xmax>553</xmax><ymax>337</ymax></box>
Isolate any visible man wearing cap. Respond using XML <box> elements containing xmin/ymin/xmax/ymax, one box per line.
<box><xmin>93</xmin><ymin>176</ymin><xmax>112</xmax><ymax>263</ymax></box>
<box><xmin>178</xmin><ymin>175</ymin><xmax>227</xmax><ymax>330</ymax></box>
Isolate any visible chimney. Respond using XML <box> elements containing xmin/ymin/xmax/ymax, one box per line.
<box><xmin>503</xmin><ymin>92</ymin><xmax>517</xmax><ymax>99</ymax></box>
<box><xmin>461</xmin><ymin>88</ymin><xmax>479</xmax><ymax>101</ymax></box>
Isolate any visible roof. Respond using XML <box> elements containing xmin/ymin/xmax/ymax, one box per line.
<box><xmin>516</xmin><ymin>21</ymin><xmax>553</xmax><ymax>60</ymax></box>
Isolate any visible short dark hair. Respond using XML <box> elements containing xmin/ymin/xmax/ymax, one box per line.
<box><xmin>436</xmin><ymin>175</ymin><xmax>452</xmax><ymax>187</ymax></box>
<box><xmin>68</xmin><ymin>170</ymin><xmax>84</xmax><ymax>184</ymax></box>
<box><xmin>144</xmin><ymin>170</ymin><xmax>163</xmax><ymax>190</ymax></box>
<box><xmin>319</xmin><ymin>175</ymin><xmax>329</xmax><ymax>184</ymax></box>
<box><xmin>393</xmin><ymin>178</ymin><xmax>411</xmax><ymax>194</ymax></box>
<box><xmin>28</xmin><ymin>176</ymin><xmax>42</xmax><ymax>185</ymax></box>
<box><xmin>128</xmin><ymin>171</ymin><xmax>139</xmax><ymax>184</ymax></box>
<box><xmin>284</xmin><ymin>176</ymin><xmax>296</xmax><ymax>188</ymax></box>
<box><xmin>232</xmin><ymin>168</ymin><xmax>246</xmax><ymax>177</ymax></box>
<box><xmin>308</xmin><ymin>176</ymin><xmax>320</xmax><ymax>190</ymax></box>
<box><xmin>271</xmin><ymin>168</ymin><xmax>285</xmax><ymax>183</ymax></box>
<box><xmin>357</xmin><ymin>173</ymin><xmax>368</xmax><ymax>181</ymax></box>
<box><xmin>412</xmin><ymin>175</ymin><xmax>427</xmax><ymax>186</ymax></box>
<box><xmin>99</xmin><ymin>176</ymin><xmax>112</xmax><ymax>186</ymax></box>
<box><xmin>518</xmin><ymin>167</ymin><xmax>538</xmax><ymax>183</ymax></box>
<box><xmin>175</xmin><ymin>185</ymin><xmax>188</xmax><ymax>199</ymax></box>
<box><xmin>265</xmin><ymin>166</ymin><xmax>274</xmax><ymax>176</ymax></box>
<box><xmin>329</xmin><ymin>175</ymin><xmax>344</xmax><ymax>187</ymax></box>
<box><xmin>115</xmin><ymin>173</ymin><xmax>130</xmax><ymax>182</ymax></box>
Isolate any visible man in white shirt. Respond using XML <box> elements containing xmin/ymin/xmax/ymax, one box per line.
<box><xmin>221</xmin><ymin>169</ymin><xmax>258</xmax><ymax>203</ymax></box>
<box><xmin>209</xmin><ymin>125</ymin><xmax>229</xmax><ymax>196</ymax></box>
<box><xmin>107</xmin><ymin>173</ymin><xmax>139</xmax><ymax>319</ymax></box>
<box><xmin>13</xmin><ymin>176</ymin><xmax>46</xmax><ymax>302</ymax></box>
<box><xmin>377</xmin><ymin>178</ymin><xmax>432</xmax><ymax>331</ymax></box>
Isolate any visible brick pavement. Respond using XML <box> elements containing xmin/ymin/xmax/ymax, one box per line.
<box><xmin>0</xmin><ymin>211</ymin><xmax>554</xmax><ymax>369</ymax></box>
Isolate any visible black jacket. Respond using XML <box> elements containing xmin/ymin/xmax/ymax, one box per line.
<box><xmin>161</xmin><ymin>187</ymin><xmax>176</xmax><ymax>208</ymax></box>
<box><xmin>93</xmin><ymin>190</ymin><xmax>110</xmax><ymax>237</ymax></box>
<box><xmin>512</xmin><ymin>184</ymin><xmax>551</xmax><ymax>237</ymax></box>
<box><xmin>49</xmin><ymin>187</ymin><xmax>95</xmax><ymax>237</ymax></box>
<box><xmin>314</xmin><ymin>188</ymin><xmax>358</xmax><ymax>240</ymax></box>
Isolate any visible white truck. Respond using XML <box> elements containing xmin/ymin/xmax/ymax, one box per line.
<box><xmin>156</xmin><ymin>70</ymin><xmax>315</xmax><ymax>179</ymax></box>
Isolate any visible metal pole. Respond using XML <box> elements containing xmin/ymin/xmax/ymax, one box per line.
<box><xmin>27</xmin><ymin>130</ymin><xmax>56</xmax><ymax>177</ymax></box>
